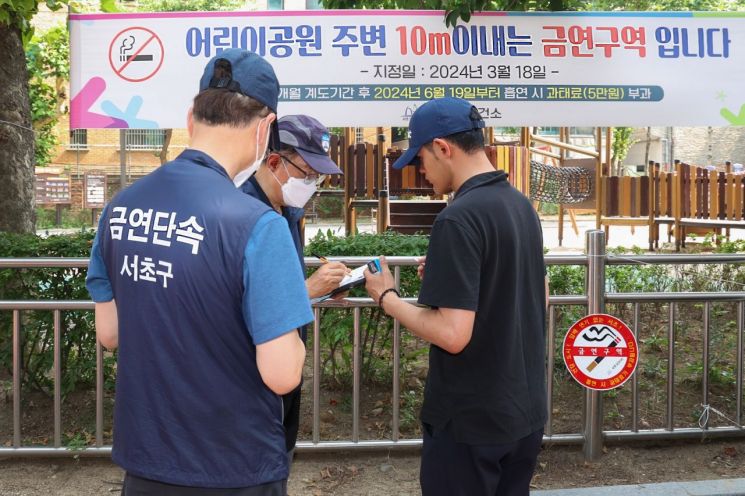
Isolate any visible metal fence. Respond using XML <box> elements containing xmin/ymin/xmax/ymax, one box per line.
<box><xmin>1</xmin><ymin>230</ymin><xmax>745</xmax><ymax>459</ymax></box>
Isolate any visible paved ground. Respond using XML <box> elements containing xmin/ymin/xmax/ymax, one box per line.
<box><xmin>534</xmin><ymin>479</ymin><xmax>745</xmax><ymax>496</ymax></box>
<box><xmin>1</xmin><ymin>455</ymin><xmax>744</xmax><ymax>496</ymax></box>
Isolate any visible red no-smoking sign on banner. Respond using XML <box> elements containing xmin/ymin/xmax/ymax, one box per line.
<box><xmin>108</xmin><ymin>27</ymin><xmax>164</xmax><ymax>82</ymax></box>
<box><xmin>563</xmin><ymin>313</ymin><xmax>639</xmax><ymax>391</ymax></box>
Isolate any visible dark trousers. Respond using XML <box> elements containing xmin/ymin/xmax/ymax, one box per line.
<box><xmin>121</xmin><ymin>473</ymin><xmax>287</xmax><ymax>496</ymax></box>
<box><xmin>420</xmin><ymin>423</ymin><xmax>543</xmax><ymax>496</ymax></box>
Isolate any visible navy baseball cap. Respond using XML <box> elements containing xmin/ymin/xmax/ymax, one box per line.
<box><xmin>199</xmin><ymin>49</ymin><xmax>281</xmax><ymax>148</ymax></box>
<box><xmin>393</xmin><ymin>97</ymin><xmax>486</xmax><ymax>169</ymax></box>
<box><xmin>279</xmin><ymin>115</ymin><xmax>343</xmax><ymax>175</ymax></box>
<box><xmin>199</xmin><ymin>48</ymin><xmax>279</xmax><ymax>111</ymax></box>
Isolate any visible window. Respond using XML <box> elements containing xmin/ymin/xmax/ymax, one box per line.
<box><xmin>570</xmin><ymin>127</ymin><xmax>595</xmax><ymax>137</ymax></box>
<box><xmin>305</xmin><ymin>0</ymin><xmax>322</xmax><ymax>8</ymax></box>
<box><xmin>355</xmin><ymin>127</ymin><xmax>364</xmax><ymax>143</ymax></box>
<box><xmin>69</xmin><ymin>129</ymin><xmax>88</xmax><ymax>150</ymax></box>
<box><xmin>268</xmin><ymin>0</ymin><xmax>284</xmax><ymax>9</ymax></box>
<box><xmin>125</xmin><ymin>129</ymin><xmax>166</xmax><ymax>151</ymax></box>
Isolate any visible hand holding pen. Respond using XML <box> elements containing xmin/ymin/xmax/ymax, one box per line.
<box><xmin>307</xmin><ymin>253</ymin><xmax>349</xmax><ymax>299</ymax></box>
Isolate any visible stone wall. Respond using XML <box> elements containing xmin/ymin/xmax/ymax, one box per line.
<box><xmin>625</xmin><ymin>127</ymin><xmax>745</xmax><ymax>169</ymax></box>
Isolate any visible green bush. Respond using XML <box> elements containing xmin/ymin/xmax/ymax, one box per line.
<box><xmin>305</xmin><ymin>231</ymin><xmax>429</xmax><ymax>386</ymax></box>
<box><xmin>36</xmin><ymin>207</ymin><xmax>95</xmax><ymax>230</ymax></box>
<box><xmin>0</xmin><ymin>231</ymin><xmax>115</xmax><ymax>398</ymax></box>
<box><xmin>310</xmin><ymin>196</ymin><xmax>344</xmax><ymax>219</ymax></box>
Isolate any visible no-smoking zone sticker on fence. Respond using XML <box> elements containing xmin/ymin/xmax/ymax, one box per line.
<box><xmin>563</xmin><ymin>313</ymin><xmax>638</xmax><ymax>391</ymax></box>
<box><xmin>109</xmin><ymin>27</ymin><xmax>164</xmax><ymax>82</ymax></box>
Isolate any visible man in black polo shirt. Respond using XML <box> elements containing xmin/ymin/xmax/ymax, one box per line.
<box><xmin>364</xmin><ymin>97</ymin><xmax>547</xmax><ymax>496</ymax></box>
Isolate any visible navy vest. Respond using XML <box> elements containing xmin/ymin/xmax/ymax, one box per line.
<box><xmin>100</xmin><ymin>150</ymin><xmax>286</xmax><ymax>488</ymax></box>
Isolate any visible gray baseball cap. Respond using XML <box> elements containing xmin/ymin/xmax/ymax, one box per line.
<box><xmin>278</xmin><ymin>115</ymin><xmax>343</xmax><ymax>175</ymax></box>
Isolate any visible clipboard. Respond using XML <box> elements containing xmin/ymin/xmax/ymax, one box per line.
<box><xmin>310</xmin><ymin>258</ymin><xmax>381</xmax><ymax>304</ymax></box>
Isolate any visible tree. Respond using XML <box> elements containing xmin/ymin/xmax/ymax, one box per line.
<box><xmin>323</xmin><ymin>0</ymin><xmax>745</xmax><ymax>26</ymax></box>
<box><xmin>0</xmin><ymin>0</ymin><xmax>116</xmax><ymax>233</ymax></box>
<box><xmin>611</xmin><ymin>127</ymin><xmax>635</xmax><ymax>176</ymax></box>
<box><xmin>0</xmin><ymin>4</ymin><xmax>40</xmax><ymax>233</ymax></box>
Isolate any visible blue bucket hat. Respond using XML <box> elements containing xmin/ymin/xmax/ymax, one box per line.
<box><xmin>278</xmin><ymin>115</ymin><xmax>342</xmax><ymax>175</ymax></box>
<box><xmin>199</xmin><ymin>48</ymin><xmax>281</xmax><ymax>148</ymax></box>
<box><xmin>393</xmin><ymin>97</ymin><xmax>485</xmax><ymax>169</ymax></box>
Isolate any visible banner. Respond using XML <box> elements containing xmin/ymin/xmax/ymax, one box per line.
<box><xmin>69</xmin><ymin>10</ymin><xmax>745</xmax><ymax>128</ymax></box>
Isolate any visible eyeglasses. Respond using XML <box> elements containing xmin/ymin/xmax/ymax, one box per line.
<box><xmin>281</xmin><ymin>155</ymin><xmax>324</xmax><ymax>185</ymax></box>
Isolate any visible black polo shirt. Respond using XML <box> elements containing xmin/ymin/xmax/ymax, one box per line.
<box><xmin>418</xmin><ymin>170</ymin><xmax>547</xmax><ymax>445</ymax></box>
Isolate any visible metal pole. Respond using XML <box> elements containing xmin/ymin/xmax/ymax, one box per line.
<box><xmin>584</xmin><ymin>230</ymin><xmax>605</xmax><ymax>461</ymax></box>
<box><xmin>702</xmin><ymin>302</ymin><xmax>710</xmax><ymax>429</ymax></box>
<box><xmin>667</xmin><ymin>303</ymin><xmax>676</xmax><ymax>431</ymax></box>
<box><xmin>96</xmin><ymin>342</ymin><xmax>104</xmax><ymax>447</ymax></box>
<box><xmin>392</xmin><ymin>266</ymin><xmax>401</xmax><ymax>442</ymax></box>
<box><xmin>546</xmin><ymin>306</ymin><xmax>556</xmax><ymax>437</ymax></box>
<box><xmin>631</xmin><ymin>303</ymin><xmax>640</xmax><ymax>432</ymax></box>
<box><xmin>53</xmin><ymin>310</ymin><xmax>61</xmax><ymax>448</ymax></box>
<box><xmin>737</xmin><ymin>302</ymin><xmax>743</xmax><ymax>427</ymax></box>
<box><xmin>119</xmin><ymin>129</ymin><xmax>127</xmax><ymax>191</ymax></box>
<box><xmin>312</xmin><ymin>308</ymin><xmax>321</xmax><ymax>444</ymax></box>
<box><xmin>13</xmin><ymin>310</ymin><xmax>21</xmax><ymax>448</ymax></box>
<box><xmin>352</xmin><ymin>307</ymin><xmax>361</xmax><ymax>443</ymax></box>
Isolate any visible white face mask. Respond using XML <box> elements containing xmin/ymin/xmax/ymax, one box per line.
<box><xmin>272</xmin><ymin>160</ymin><xmax>317</xmax><ymax>208</ymax></box>
<box><xmin>233</xmin><ymin>117</ymin><xmax>271</xmax><ymax>188</ymax></box>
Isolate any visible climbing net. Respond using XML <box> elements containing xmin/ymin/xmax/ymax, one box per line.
<box><xmin>529</xmin><ymin>161</ymin><xmax>593</xmax><ymax>204</ymax></box>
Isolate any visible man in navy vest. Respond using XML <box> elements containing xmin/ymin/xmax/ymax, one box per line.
<box><xmin>238</xmin><ymin>114</ymin><xmax>345</xmax><ymax>456</ymax></box>
<box><xmin>86</xmin><ymin>49</ymin><xmax>312</xmax><ymax>495</ymax></box>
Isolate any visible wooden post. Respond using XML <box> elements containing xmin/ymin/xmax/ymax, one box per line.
<box><xmin>520</xmin><ymin>127</ymin><xmax>530</xmax><ymax>147</ymax></box>
<box><xmin>595</xmin><ymin>127</ymin><xmax>603</xmax><ymax>231</ymax></box>
<box><xmin>378</xmin><ymin>190</ymin><xmax>389</xmax><ymax>234</ymax></box>
<box><xmin>648</xmin><ymin>161</ymin><xmax>656</xmax><ymax>251</ymax></box>
<box><xmin>343</xmin><ymin>128</ymin><xmax>354</xmax><ymax>236</ymax></box>
<box><xmin>376</xmin><ymin>127</ymin><xmax>385</xmax><ymax>196</ymax></box>
<box><xmin>55</xmin><ymin>204</ymin><xmax>63</xmax><ymax>227</ymax></box>
<box><xmin>673</xmin><ymin>161</ymin><xmax>683</xmax><ymax>251</ymax></box>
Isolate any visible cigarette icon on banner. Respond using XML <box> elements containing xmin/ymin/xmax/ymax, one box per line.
<box><xmin>582</xmin><ymin>326</ymin><xmax>621</xmax><ymax>373</ymax></box>
<box><xmin>119</xmin><ymin>36</ymin><xmax>154</xmax><ymax>62</ymax></box>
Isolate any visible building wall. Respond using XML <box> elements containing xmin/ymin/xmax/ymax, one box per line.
<box><xmin>624</xmin><ymin>127</ymin><xmax>745</xmax><ymax>170</ymax></box>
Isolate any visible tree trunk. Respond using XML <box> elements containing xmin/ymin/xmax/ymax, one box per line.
<box><xmin>0</xmin><ymin>23</ymin><xmax>35</xmax><ymax>233</ymax></box>
<box><xmin>159</xmin><ymin>129</ymin><xmax>173</xmax><ymax>165</ymax></box>
<box><xmin>643</xmin><ymin>127</ymin><xmax>652</xmax><ymax>172</ymax></box>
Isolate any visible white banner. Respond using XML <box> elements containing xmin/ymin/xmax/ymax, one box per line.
<box><xmin>69</xmin><ymin>10</ymin><xmax>745</xmax><ymax>128</ymax></box>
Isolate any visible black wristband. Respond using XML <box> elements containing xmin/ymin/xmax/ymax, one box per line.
<box><xmin>378</xmin><ymin>288</ymin><xmax>400</xmax><ymax>308</ymax></box>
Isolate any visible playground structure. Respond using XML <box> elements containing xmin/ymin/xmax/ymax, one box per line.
<box><xmin>324</xmin><ymin>127</ymin><xmax>743</xmax><ymax>251</ymax></box>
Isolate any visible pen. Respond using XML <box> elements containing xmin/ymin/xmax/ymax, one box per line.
<box><xmin>312</xmin><ymin>253</ymin><xmax>329</xmax><ymax>264</ymax></box>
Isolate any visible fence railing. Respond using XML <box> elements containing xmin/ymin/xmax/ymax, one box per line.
<box><xmin>2</xmin><ymin>231</ymin><xmax>745</xmax><ymax>459</ymax></box>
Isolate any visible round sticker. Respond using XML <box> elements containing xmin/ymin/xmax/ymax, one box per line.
<box><xmin>563</xmin><ymin>313</ymin><xmax>638</xmax><ymax>391</ymax></box>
